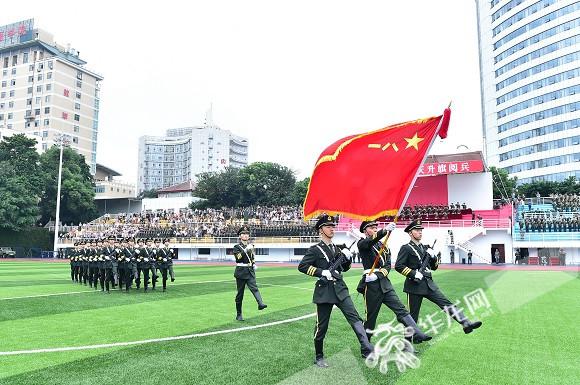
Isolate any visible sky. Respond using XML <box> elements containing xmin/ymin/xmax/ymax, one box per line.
<box><xmin>3</xmin><ymin>0</ymin><xmax>484</xmax><ymax>183</ymax></box>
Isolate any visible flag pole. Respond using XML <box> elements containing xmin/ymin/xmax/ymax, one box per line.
<box><xmin>368</xmin><ymin>106</ymin><xmax>450</xmax><ymax>275</ymax></box>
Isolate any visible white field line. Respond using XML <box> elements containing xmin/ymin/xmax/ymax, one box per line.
<box><xmin>0</xmin><ymin>313</ymin><xmax>316</xmax><ymax>356</ymax></box>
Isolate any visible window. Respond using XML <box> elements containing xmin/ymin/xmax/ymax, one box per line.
<box><xmin>26</xmin><ymin>98</ymin><xmax>32</xmax><ymax>105</ymax></box>
<box><xmin>73</xmin><ymin>125</ymin><xmax>79</xmax><ymax>132</ymax></box>
<box><xmin>11</xmin><ymin>68</ymin><xmax>16</xmax><ymax>75</ymax></box>
<box><xmin>3</xmin><ymin>57</ymin><xmax>8</xmax><ymax>68</ymax></box>
<box><xmin>74</xmin><ymin>114</ymin><xmax>80</xmax><ymax>122</ymax></box>
<box><xmin>46</xmin><ymin>84</ymin><xmax>51</xmax><ymax>91</ymax></box>
<box><xmin>76</xmin><ymin>80</ymin><xmax>82</xmax><ymax>88</ymax></box>
<box><xmin>8</xmin><ymin>101</ymin><xmax>13</xmax><ymax>108</ymax></box>
<box><xmin>36</xmin><ymin>85</ymin><xmax>42</xmax><ymax>93</ymax></box>
<box><xmin>35</xmin><ymin>97</ymin><xmax>41</xmax><ymax>105</ymax></box>
<box><xmin>0</xmin><ymin>92</ymin><xmax>4</xmax><ymax>98</ymax></box>
<box><xmin>74</xmin><ymin>103</ymin><xmax>80</xmax><ymax>110</ymax></box>
<box><xmin>29</xmin><ymin>64</ymin><xmax>34</xmax><ymax>71</ymax></box>
<box><xmin>7</xmin><ymin>113</ymin><xmax>13</xmax><ymax>120</ymax></box>
<box><xmin>23</xmin><ymin>53</ymin><xmax>28</xmax><ymax>64</ymax></box>
<box><xmin>35</xmin><ymin>108</ymin><xmax>40</xmax><ymax>116</ymax></box>
<box><xmin>11</xmin><ymin>55</ymin><xmax>17</xmax><ymax>66</ymax></box>
<box><xmin>28</xmin><ymin>75</ymin><xmax>33</xmax><ymax>83</ymax></box>
<box><xmin>47</xmin><ymin>61</ymin><xmax>53</xmax><ymax>70</ymax></box>
<box><xmin>42</xmin><ymin>131</ymin><xmax>48</xmax><ymax>137</ymax></box>
<box><xmin>47</xmin><ymin>72</ymin><xmax>52</xmax><ymax>79</ymax></box>
<box><xmin>1</xmin><ymin>81</ymin><xmax>5</xmax><ymax>88</ymax></box>
<box><xmin>42</xmin><ymin>143</ymin><xmax>47</xmax><ymax>150</ymax></box>
<box><xmin>44</xmin><ymin>107</ymin><xmax>50</xmax><ymax>114</ymax></box>
<box><xmin>8</xmin><ymin>90</ymin><xmax>14</xmax><ymax>97</ymax></box>
<box><xmin>75</xmin><ymin>91</ymin><xmax>81</xmax><ymax>99</ymax></box>
<box><xmin>37</xmin><ymin>74</ymin><xmax>43</xmax><ymax>81</ymax></box>
<box><xmin>76</xmin><ymin>71</ymin><xmax>83</xmax><ymax>80</ymax></box>
<box><xmin>72</xmin><ymin>137</ymin><xmax>78</xmax><ymax>144</ymax></box>
<box><xmin>10</xmin><ymin>79</ymin><xmax>15</xmax><ymax>86</ymax></box>
<box><xmin>45</xmin><ymin>95</ymin><xmax>50</xmax><ymax>103</ymax></box>
<box><xmin>44</xmin><ymin>119</ymin><xmax>49</xmax><ymax>126</ymax></box>
<box><xmin>27</xmin><ymin>87</ymin><xmax>32</xmax><ymax>94</ymax></box>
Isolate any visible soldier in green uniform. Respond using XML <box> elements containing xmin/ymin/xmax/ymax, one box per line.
<box><xmin>357</xmin><ymin>220</ymin><xmax>431</xmax><ymax>344</ymax></box>
<box><xmin>395</xmin><ymin>220</ymin><xmax>482</xmax><ymax>334</ymax></box>
<box><xmin>116</xmin><ymin>239</ymin><xmax>127</xmax><ymax>291</ymax></box>
<box><xmin>233</xmin><ymin>226</ymin><xmax>267</xmax><ymax>321</ymax></box>
<box><xmin>97</xmin><ymin>239</ymin><xmax>107</xmax><ymax>292</ymax></box>
<box><xmin>298</xmin><ymin>214</ymin><xmax>373</xmax><ymax>368</ymax></box>
<box><xmin>88</xmin><ymin>240</ymin><xmax>99</xmax><ymax>290</ymax></box>
<box><xmin>102</xmin><ymin>238</ymin><xmax>115</xmax><ymax>292</ymax></box>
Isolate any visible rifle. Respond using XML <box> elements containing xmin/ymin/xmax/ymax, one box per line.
<box><xmin>414</xmin><ymin>239</ymin><xmax>438</xmax><ymax>282</ymax></box>
<box><xmin>323</xmin><ymin>239</ymin><xmax>357</xmax><ymax>281</ymax></box>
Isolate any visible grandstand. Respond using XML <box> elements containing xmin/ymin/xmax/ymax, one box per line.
<box><xmin>56</xmin><ymin>152</ymin><xmax>580</xmax><ymax>265</ymax></box>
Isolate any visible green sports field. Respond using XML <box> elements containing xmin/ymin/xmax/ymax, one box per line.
<box><xmin>0</xmin><ymin>262</ymin><xmax>578</xmax><ymax>385</ymax></box>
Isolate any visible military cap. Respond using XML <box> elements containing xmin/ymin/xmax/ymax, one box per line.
<box><xmin>163</xmin><ymin>238</ymin><xmax>170</xmax><ymax>243</ymax></box>
<box><xmin>238</xmin><ymin>226</ymin><xmax>250</xmax><ymax>236</ymax></box>
<box><xmin>73</xmin><ymin>242</ymin><xmax>79</xmax><ymax>246</ymax></box>
<box><xmin>360</xmin><ymin>220</ymin><xmax>378</xmax><ymax>233</ymax></box>
<box><xmin>404</xmin><ymin>219</ymin><xmax>424</xmax><ymax>233</ymax></box>
<box><xmin>154</xmin><ymin>238</ymin><xmax>161</xmax><ymax>243</ymax></box>
<box><xmin>315</xmin><ymin>214</ymin><xmax>337</xmax><ymax>230</ymax></box>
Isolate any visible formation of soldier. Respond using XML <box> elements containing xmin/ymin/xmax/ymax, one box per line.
<box><xmin>68</xmin><ymin>238</ymin><xmax>176</xmax><ymax>292</ymax></box>
<box><xmin>518</xmin><ymin>215</ymin><xmax>580</xmax><ymax>232</ymax></box>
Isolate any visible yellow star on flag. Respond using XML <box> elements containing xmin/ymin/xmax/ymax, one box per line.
<box><xmin>404</xmin><ymin>133</ymin><xmax>425</xmax><ymax>151</ymax></box>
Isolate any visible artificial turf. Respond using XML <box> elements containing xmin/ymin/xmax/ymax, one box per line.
<box><xmin>0</xmin><ymin>261</ymin><xmax>578</xmax><ymax>385</ymax></box>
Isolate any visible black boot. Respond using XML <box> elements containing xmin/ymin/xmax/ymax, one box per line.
<box><xmin>235</xmin><ymin>302</ymin><xmax>244</xmax><ymax>321</ymax></box>
<box><xmin>450</xmin><ymin>307</ymin><xmax>483</xmax><ymax>334</ymax></box>
<box><xmin>252</xmin><ymin>291</ymin><xmax>267</xmax><ymax>310</ymax></box>
<box><xmin>401</xmin><ymin>314</ymin><xmax>432</xmax><ymax>343</ymax></box>
<box><xmin>352</xmin><ymin>321</ymin><xmax>374</xmax><ymax>358</ymax></box>
<box><xmin>314</xmin><ymin>340</ymin><xmax>328</xmax><ymax>367</ymax></box>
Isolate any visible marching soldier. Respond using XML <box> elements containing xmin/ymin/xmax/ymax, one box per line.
<box><xmin>155</xmin><ymin>239</ymin><xmax>170</xmax><ymax>292</ymax></box>
<box><xmin>97</xmin><ymin>239</ymin><xmax>107</xmax><ymax>292</ymax></box>
<box><xmin>395</xmin><ymin>220</ymin><xmax>482</xmax><ymax>334</ymax></box>
<box><xmin>234</xmin><ymin>226</ymin><xmax>267</xmax><ymax>321</ymax></box>
<box><xmin>136</xmin><ymin>239</ymin><xmax>151</xmax><ymax>291</ymax></box>
<box><xmin>298</xmin><ymin>214</ymin><xmax>373</xmax><ymax>368</ymax></box>
<box><xmin>102</xmin><ymin>238</ymin><xmax>115</xmax><ymax>292</ymax></box>
<box><xmin>128</xmin><ymin>238</ymin><xmax>139</xmax><ymax>289</ymax></box>
<box><xmin>144</xmin><ymin>238</ymin><xmax>157</xmax><ymax>290</ymax></box>
<box><xmin>88</xmin><ymin>240</ymin><xmax>99</xmax><ymax>290</ymax></box>
<box><xmin>357</xmin><ymin>220</ymin><xmax>431</xmax><ymax>344</ymax></box>
<box><xmin>81</xmin><ymin>242</ymin><xmax>89</xmax><ymax>285</ymax></box>
<box><xmin>163</xmin><ymin>239</ymin><xmax>176</xmax><ymax>282</ymax></box>
<box><xmin>69</xmin><ymin>245</ymin><xmax>76</xmax><ymax>282</ymax></box>
<box><xmin>116</xmin><ymin>239</ymin><xmax>128</xmax><ymax>291</ymax></box>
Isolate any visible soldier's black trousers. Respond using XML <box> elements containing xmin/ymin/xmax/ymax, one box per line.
<box><xmin>235</xmin><ymin>276</ymin><xmax>259</xmax><ymax>304</ymax></box>
<box><xmin>137</xmin><ymin>267</ymin><xmax>150</xmax><ymax>290</ymax></box>
<box><xmin>363</xmin><ymin>283</ymin><xmax>410</xmax><ymax>334</ymax></box>
<box><xmin>407</xmin><ymin>285</ymin><xmax>454</xmax><ymax>322</ymax></box>
<box><xmin>314</xmin><ymin>297</ymin><xmax>362</xmax><ymax>344</ymax></box>
<box><xmin>98</xmin><ymin>267</ymin><xmax>106</xmax><ymax>290</ymax></box>
<box><xmin>70</xmin><ymin>265</ymin><xmax>75</xmax><ymax>281</ymax></box>
<box><xmin>159</xmin><ymin>267</ymin><xmax>168</xmax><ymax>289</ymax></box>
<box><xmin>103</xmin><ymin>267</ymin><xmax>113</xmax><ymax>291</ymax></box>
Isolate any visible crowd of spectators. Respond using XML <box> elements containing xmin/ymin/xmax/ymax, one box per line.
<box><xmin>518</xmin><ymin>213</ymin><xmax>580</xmax><ymax>233</ymax></box>
<box><xmin>63</xmin><ymin>206</ymin><xmax>317</xmax><ymax>240</ymax></box>
<box><xmin>550</xmin><ymin>193</ymin><xmax>580</xmax><ymax>212</ymax></box>
<box><xmin>380</xmin><ymin>202</ymin><xmax>472</xmax><ymax>222</ymax></box>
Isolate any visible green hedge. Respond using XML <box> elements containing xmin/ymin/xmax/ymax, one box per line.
<box><xmin>0</xmin><ymin>227</ymin><xmax>52</xmax><ymax>250</ymax></box>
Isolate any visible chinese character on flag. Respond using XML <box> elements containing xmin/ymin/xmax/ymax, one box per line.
<box><xmin>303</xmin><ymin>108</ymin><xmax>451</xmax><ymax>220</ymax></box>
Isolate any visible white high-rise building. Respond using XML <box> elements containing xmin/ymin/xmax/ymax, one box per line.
<box><xmin>0</xmin><ymin>19</ymin><xmax>103</xmax><ymax>174</ymax></box>
<box><xmin>476</xmin><ymin>0</ymin><xmax>580</xmax><ymax>184</ymax></box>
<box><xmin>137</xmin><ymin>123</ymin><xmax>248</xmax><ymax>193</ymax></box>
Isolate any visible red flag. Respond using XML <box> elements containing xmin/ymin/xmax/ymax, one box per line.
<box><xmin>303</xmin><ymin>108</ymin><xmax>451</xmax><ymax>221</ymax></box>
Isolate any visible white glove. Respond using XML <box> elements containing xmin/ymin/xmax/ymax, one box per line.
<box><xmin>144</xmin><ymin>258</ymin><xmax>149</xmax><ymax>262</ymax></box>
<box><xmin>246</xmin><ymin>244</ymin><xmax>254</xmax><ymax>252</ymax></box>
<box><xmin>163</xmin><ymin>258</ymin><xmax>167</xmax><ymax>262</ymax></box>
<box><xmin>321</xmin><ymin>270</ymin><xmax>333</xmax><ymax>280</ymax></box>
<box><xmin>253</xmin><ymin>264</ymin><xmax>259</xmax><ymax>270</ymax></box>
<box><xmin>385</xmin><ymin>222</ymin><xmax>396</xmax><ymax>232</ymax></box>
<box><xmin>105</xmin><ymin>256</ymin><xmax>110</xmax><ymax>260</ymax></box>
<box><xmin>426</xmin><ymin>248</ymin><xmax>436</xmax><ymax>258</ymax></box>
<box><xmin>341</xmin><ymin>248</ymin><xmax>353</xmax><ymax>259</ymax></box>
<box><xmin>415</xmin><ymin>271</ymin><xmax>424</xmax><ymax>280</ymax></box>
<box><xmin>365</xmin><ymin>273</ymin><xmax>378</xmax><ymax>282</ymax></box>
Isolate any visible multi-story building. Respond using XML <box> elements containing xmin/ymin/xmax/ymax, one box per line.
<box><xmin>137</xmin><ymin>125</ymin><xmax>248</xmax><ymax>192</ymax></box>
<box><xmin>476</xmin><ymin>0</ymin><xmax>580</xmax><ymax>184</ymax></box>
<box><xmin>0</xmin><ymin>19</ymin><xmax>103</xmax><ymax>174</ymax></box>
<box><xmin>94</xmin><ymin>163</ymin><xmax>136</xmax><ymax>200</ymax></box>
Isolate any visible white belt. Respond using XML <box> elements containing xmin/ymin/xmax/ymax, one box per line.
<box><xmin>236</xmin><ymin>263</ymin><xmax>252</xmax><ymax>267</ymax></box>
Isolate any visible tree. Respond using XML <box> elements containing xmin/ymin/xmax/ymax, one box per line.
<box><xmin>39</xmin><ymin>146</ymin><xmax>97</xmax><ymax>225</ymax></box>
<box><xmin>489</xmin><ymin>166</ymin><xmax>517</xmax><ymax>200</ymax></box>
<box><xmin>192</xmin><ymin>167</ymin><xmax>243</xmax><ymax>208</ymax></box>
<box><xmin>138</xmin><ymin>189</ymin><xmax>158</xmax><ymax>199</ymax></box>
<box><xmin>0</xmin><ymin>135</ymin><xmax>41</xmax><ymax>230</ymax></box>
<box><xmin>238</xmin><ymin>162</ymin><xmax>296</xmax><ymax>206</ymax></box>
<box><xmin>289</xmin><ymin>177</ymin><xmax>310</xmax><ymax>205</ymax></box>
<box><xmin>517</xmin><ymin>180</ymin><xmax>560</xmax><ymax>198</ymax></box>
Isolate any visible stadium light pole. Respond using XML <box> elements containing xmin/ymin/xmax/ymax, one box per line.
<box><xmin>53</xmin><ymin>133</ymin><xmax>71</xmax><ymax>257</ymax></box>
